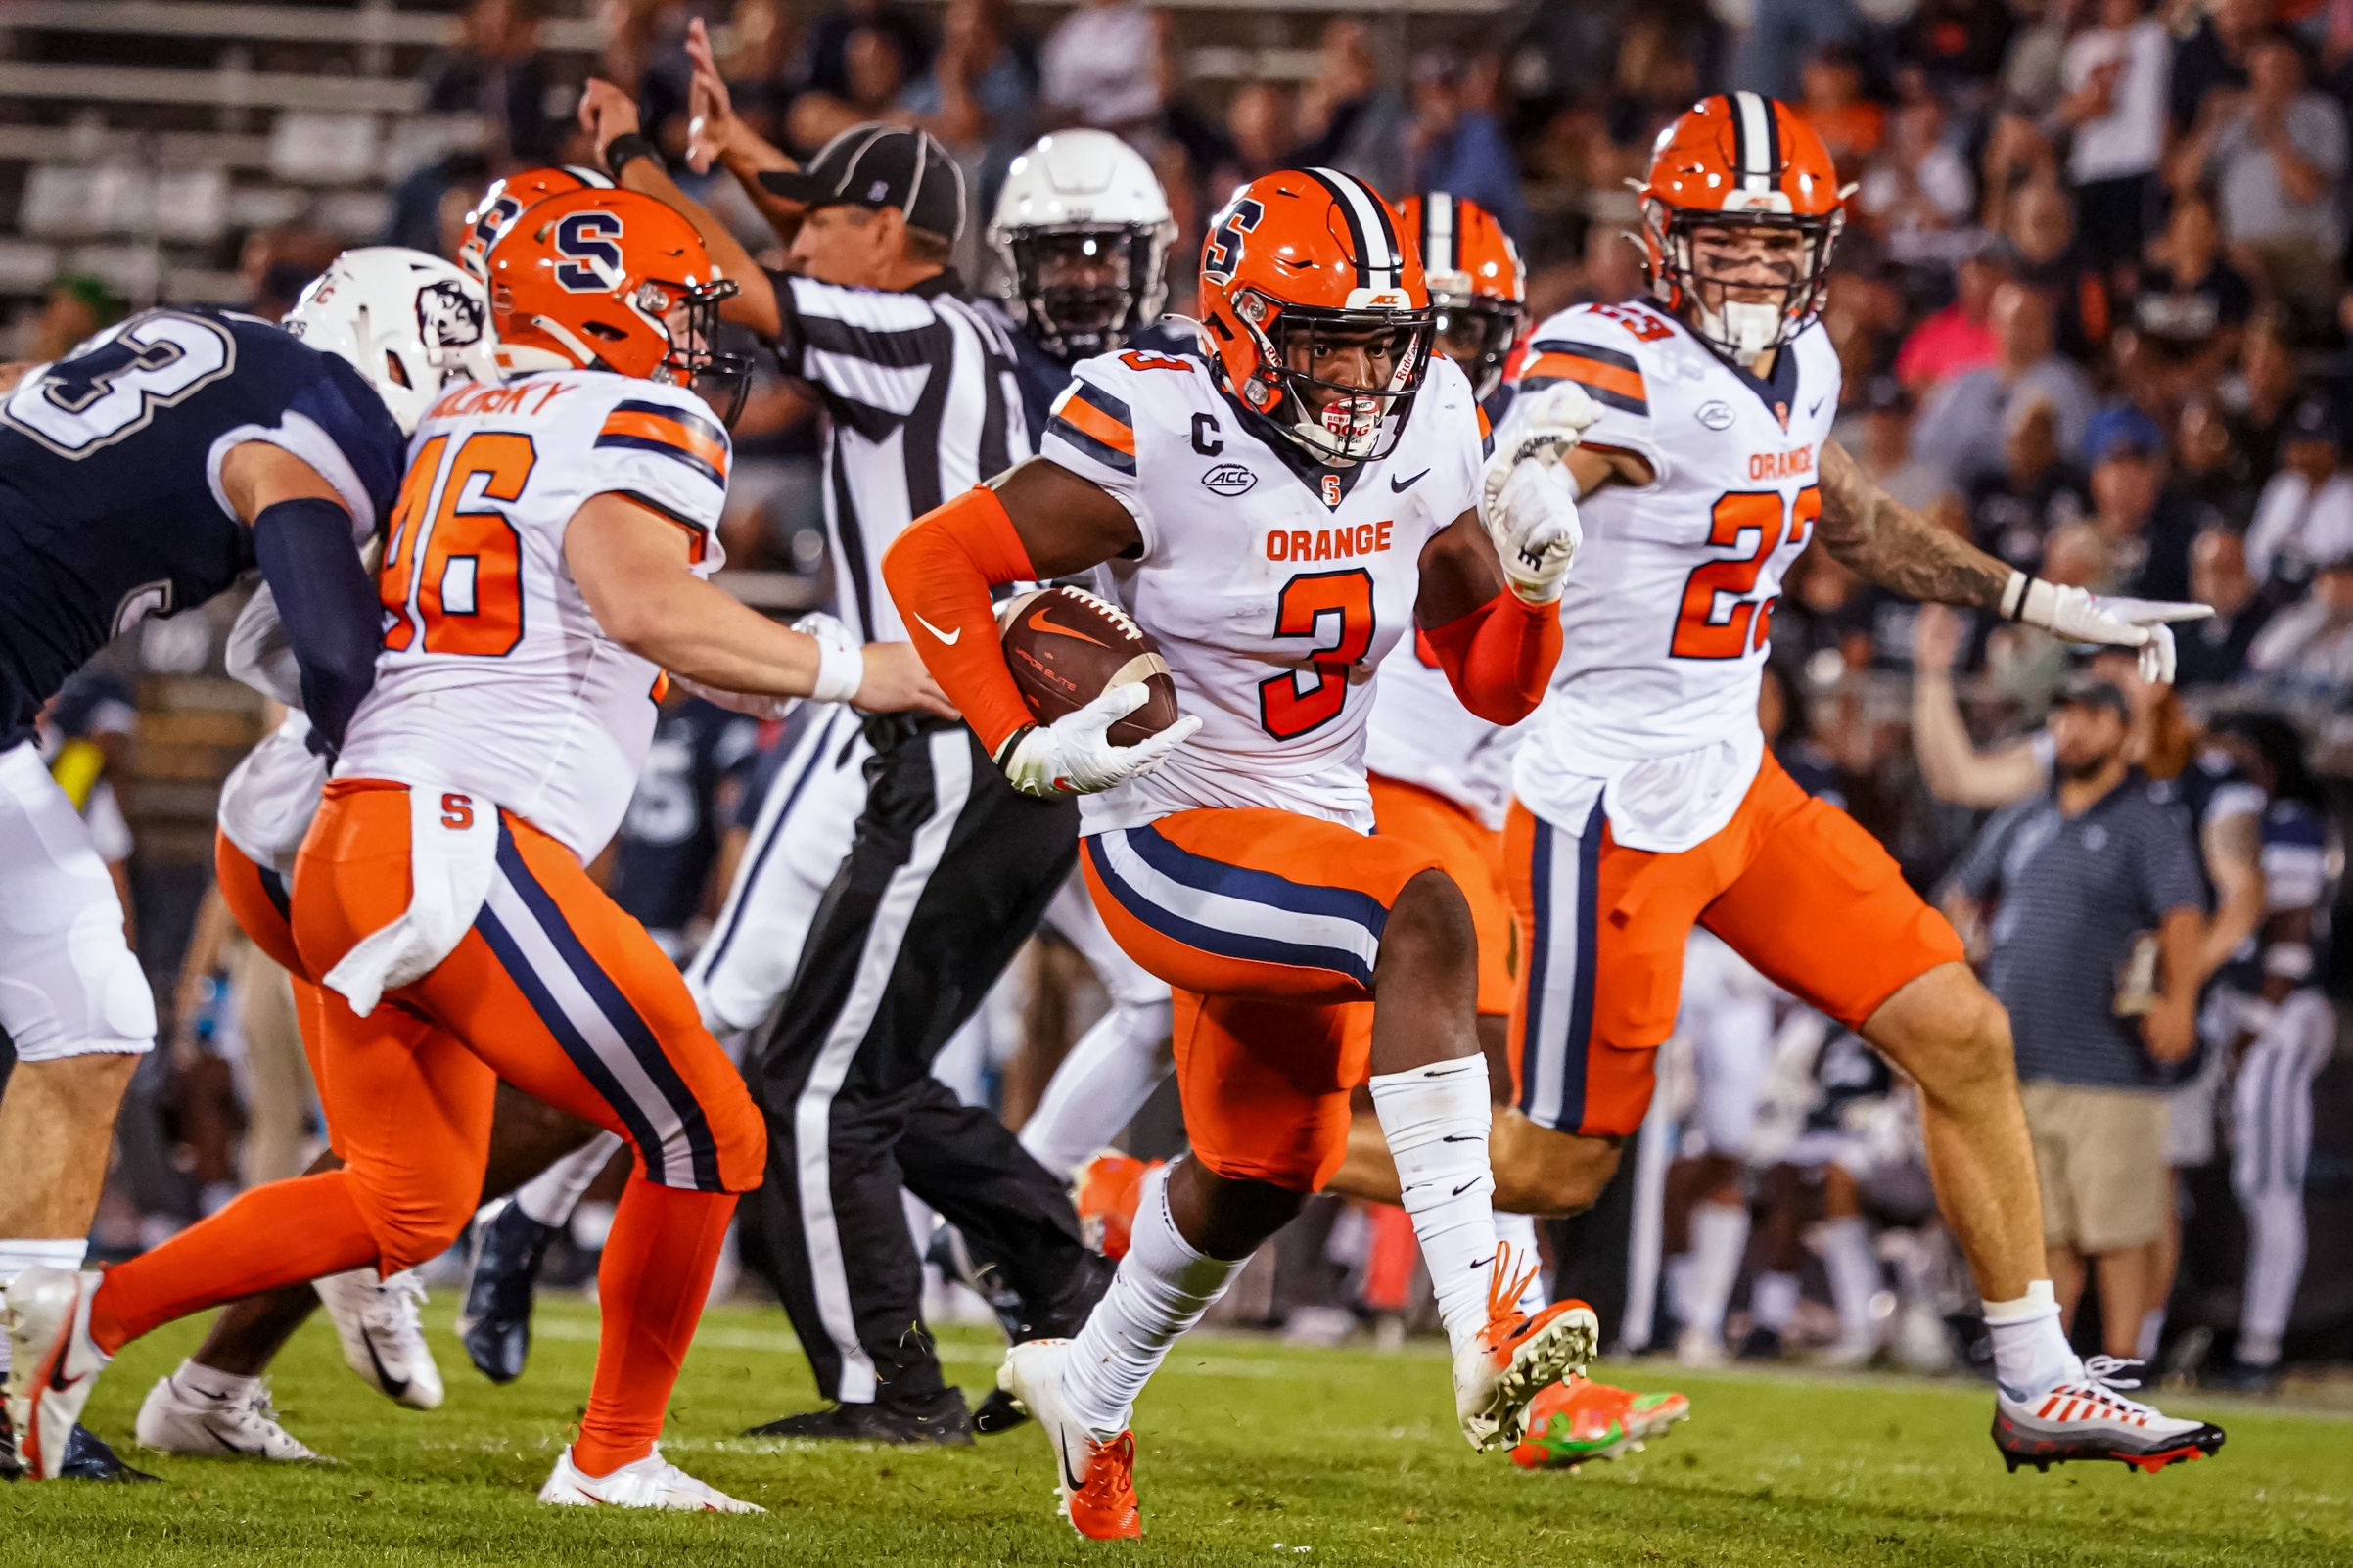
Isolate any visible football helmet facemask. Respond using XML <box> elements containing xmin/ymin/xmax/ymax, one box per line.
<box><xmin>990</xmin><ymin>130</ymin><xmax>1178</xmax><ymax>365</ymax></box>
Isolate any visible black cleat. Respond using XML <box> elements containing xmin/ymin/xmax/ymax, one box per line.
<box><xmin>457</xmin><ymin>1199</ymin><xmax>556</xmax><ymax>1385</ymax></box>
<box><xmin>971</xmin><ymin>1386</ymin><xmax>1031</xmax><ymax>1435</ymax></box>
<box><xmin>0</xmin><ymin>1407</ymin><xmax>18</xmax><ymax>1481</ymax></box>
<box><xmin>744</xmin><ymin>1387</ymin><xmax>974</xmax><ymax>1446</ymax></box>
<box><xmin>57</xmin><ymin>1424</ymin><xmax>161</xmax><ymax>1483</ymax></box>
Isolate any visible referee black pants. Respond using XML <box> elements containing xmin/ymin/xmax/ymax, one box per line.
<box><xmin>747</xmin><ymin>715</ymin><xmax>1087</xmax><ymax>1408</ymax></box>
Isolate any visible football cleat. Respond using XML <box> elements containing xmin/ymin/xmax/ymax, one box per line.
<box><xmin>539</xmin><ymin>1444</ymin><xmax>763</xmax><ymax>1511</ymax></box>
<box><xmin>1456</xmin><ymin>1242</ymin><xmax>1598</xmax><ymax>1452</ymax></box>
<box><xmin>458</xmin><ymin>1198</ymin><xmax>557</xmax><ymax>1385</ymax></box>
<box><xmin>315</xmin><ymin>1268</ymin><xmax>444</xmax><ymax>1410</ymax></box>
<box><xmin>1073</xmin><ymin>1151</ymin><xmax>1159</xmax><ymax>1261</ymax></box>
<box><xmin>743</xmin><ymin>1387</ymin><xmax>974</xmax><ymax>1446</ymax></box>
<box><xmin>3</xmin><ymin>1267</ymin><xmax>111</xmax><ymax>1481</ymax></box>
<box><xmin>1674</xmin><ymin>1324</ymin><xmax>1729</xmax><ymax>1369</ymax></box>
<box><xmin>135</xmin><ymin>1370</ymin><xmax>322</xmax><ymax>1462</ymax></box>
<box><xmin>998</xmin><ymin>1338</ymin><xmax>1142</xmax><ymax>1541</ymax></box>
<box><xmin>1510</xmin><ymin>1376</ymin><xmax>1691</xmax><ymax>1469</ymax></box>
<box><xmin>1995</xmin><ymin>1356</ymin><xmax>2227</xmax><ymax>1474</ymax></box>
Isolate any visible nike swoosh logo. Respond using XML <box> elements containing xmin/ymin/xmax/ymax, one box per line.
<box><xmin>1058</xmin><ymin>1431</ymin><xmax>1086</xmax><ymax>1493</ymax></box>
<box><xmin>913</xmin><ymin>613</ymin><xmax>961</xmax><ymax>645</ymax></box>
<box><xmin>1808</xmin><ymin>398</ymin><xmax>1825</xmax><ymax>417</ymax></box>
<box><xmin>1453</xmin><ymin>1179</ymin><xmax>1481</xmax><ymax>1196</ymax></box>
<box><xmin>1028</xmin><ymin>607</ymin><xmax>1109</xmax><ymax>647</ymax></box>
<box><xmin>1390</xmin><ymin>468</ymin><xmax>1431</xmax><ymax>493</ymax></box>
<box><xmin>360</xmin><ymin>1331</ymin><xmax>410</xmax><ymax>1403</ymax></box>
<box><xmin>1440</xmin><ymin>1134</ymin><xmax>1479</xmax><ymax>1142</ymax></box>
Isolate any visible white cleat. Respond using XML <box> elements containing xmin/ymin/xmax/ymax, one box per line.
<box><xmin>1818</xmin><ymin>1329</ymin><xmax>1881</xmax><ymax>1371</ymax></box>
<box><xmin>135</xmin><ymin>1369</ymin><xmax>322</xmax><ymax>1461</ymax></box>
<box><xmin>1993</xmin><ymin>1356</ymin><xmax>2228</xmax><ymax>1473</ymax></box>
<box><xmin>997</xmin><ymin>1338</ymin><xmax>1141</xmax><ymax>1540</ymax></box>
<box><xmin>315</xmin><ymin>1268</ymin><xmax>443</xmax><ymax>1410</ymax></box>
<box><xmin>538</xmin><ymin>1444</ymin><xmax>764</xmax><ymax>1511</ymax></box>
<box><xmin>1675</xmin><ymin>1324</ymin><xmax>1729</xmax><ymax>1369</ymax></box>
<box><xmin>3</xmin><ymin>1268</ymin><xmax>110</xmax><ymax>1480</ymax></box>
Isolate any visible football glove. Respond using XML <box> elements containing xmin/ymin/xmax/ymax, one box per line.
<box><xmin>996</xmin><ymin>683</ymin><xmax>1201</xmax><ymax>798</ymax></box>
<box><xmin>1479</xmin><ymin>458</ymin><xmax>1583</xmax><ymax>604</ymax></box>
<box><xmin>2004</xmin><ymin>574</ymin><xmax>2212</xmax><ymax>685</ymax></box>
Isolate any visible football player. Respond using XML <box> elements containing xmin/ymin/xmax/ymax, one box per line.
<box><xmin>0</xmin><ymin>247</ymin><xmax>465</xmax><ymax>1478</ymax></box>
<box><xmin>1399</xmin><ymin>192</ymin><xmax>1527</xmax><ymax>420</ymax></box>
<box><xmin>885</xmin><ymin>167</ymin><xmax>1593</xmax><ymax>1538</ymax></box>
<box><xmin>5</xmin><ymin>190</ymin><xmax>947</xmax><ymax>1504</ymax></box>
<box><xmin>1489</xmin><ymin>94</ymin><xmax>2222</xmax><ymax>1470</ymax></box>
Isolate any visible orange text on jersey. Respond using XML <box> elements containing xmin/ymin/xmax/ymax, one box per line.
<box><xmin>1266</xmin><ymin>521</ymin><xmax>1395</xmax><ymax>563</ymax></box>
<box><xmin>1747</xmin><ymin>446</ymin><xmax>1815</xmax><ymax>482</ymax></box>
<box><xmin>427</xmin><ymin>378</ymin><xmax>571</xmax><ymax>421</ymax></box>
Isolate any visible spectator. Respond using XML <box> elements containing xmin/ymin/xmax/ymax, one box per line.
<box><xmin>2178</xmin><ymin>35</ymin><xmax>2349</xmax><ymax>325</ymax></box>
<box><xmin>1406</xmin><ymin>50</ymin><xmax>1530</xmax><ymax>243</ymax></box>
<box><xmin>2244</xmin><ymin>397</ymin><xmax>2353</xmax><ymax>591</ymax></box>
<box><xmin>419</xmin><ymin>0</ymin><xmax>556</xmax><ymax>163</ymax></box>
<box><xmin>1224</xmin><ymin>83</ymin><xmax>1297</xmax><ymax>183</ymax></box>
<box><xmin>2084</xmin><ymin>403</ymin><xmax>2198</xmax><ymax>601</ymax></box>
<box><xmin>2174</xmin><ymin>394</ymin><xmax>2263</xmax><ymax>528</ymax></box>
<box><xmin>1992</xmin><ymin>0</ymin><xmax>2074</xmax><ymax>125</ymax></box>
<box><xmin>1855</xmin><ymin>94</ymin><xmax>1977</xmax><ymax>253</ymax></box>
<box><xmin>1290</xmin><ymin>19</ymin><xmax>1407</xmax><ymax>197</ymax></box>
<box><xmin>1795</xmin><ymin>43</ymin><xmax>1885</xmax><ymax>167</ymax></box>
<box><xmin>2059</xmin><ymin>0</ymin><xmax>2171</xmax><ymax>270</ymax></box>
<box><xmin>1965</xmin><ymin>396</ymin><xmax>2091</xmax><ymax>576</ymax></box>
<box><xmin>2128</xmin><ymin>192</ymin><xmax>2256</xmax><ymax>390</ymax></box>
<box><xmin>1915</xmin><ymin>280</ymin><xmax>2097</xmax><ymax>484</ymax></box>
<box><xmin>714</xmin><ymin>0</ymin><xmax>803</xmax><ymax>149</ymax></box>
<box><xmin>2003</xmin><ymin>178</ymin><xmax>2112</xmax><ymax>361</ymax></box>
<box><xmin>2175</xmin><ymin>528</ymin><xmax>2277</xmax><ymax>685</ymax></box>
<box><xmin>801</xmin><ymin>0</ymin><xmax>934</xmax><ymax>112</ymax></box>
<box><xmin>1038</xmin><ymin>0</ymin><xmax>1161</xmax><ymax>134</ymax></box>
<box><xmin>2244</xmin><ymin>553</ymin><xmax>2353</xmax><ymax>701</ymax></box>
<box><xmin>899</xmin><ymin>0</ymin><xmax>1036</xmax><ymax>156</ymax></box>
<box><xmin>1848</xmin><ymin>375</ymin><xmax>1950</xmax><ymax>510</ymax></box>
<box><xmin>789</xmin><ymin>26</ymin><xmax>918</xmax><ymax>152</ymax></box>
<box><xmin>1940</xmin><ymin>673</ymin><xmax>2206</xmax><ymax>1365</ymax></box>
<box><xmin>2170</xmin><ymin>0</ymin><xmax>2271</xmax><ymax>135</ymax></box>
<box><xmin>1901</xmin><ymin>0</ymin><xmax>2017</xmax><ymax>98</ymax></box>
<box><xmin>28</xmin><ymin>274</ymin><xmax>128</xmax><ymax>362</ymax></box>
<box><xmin>1893</xmin><ymin>235</ymin><xmax>2006</xmax><ymax>392</ymax></box>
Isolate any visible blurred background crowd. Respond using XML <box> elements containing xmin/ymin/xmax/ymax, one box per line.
<box><xmin>0</xmin><ymin>0</ymin><xmax>2347</xmax><ymax>1395</ymax></box>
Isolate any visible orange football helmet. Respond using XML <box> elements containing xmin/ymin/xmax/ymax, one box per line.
<box><xmin>484</xmin><ymin>187</ymin><xmax>749</xmax><ymax>411</ymax></box>
<box><xmin>1639</xmin><ymin>91</ymin><xmax>1845</xmax><ymax>363</ymax></box>
<box><xmin>456</xmin><ymin>164</ymin><xmax>615</xmax><ymax>282</ymax></box>
<box><xmin>1199</xmin><ymin>168</ymin><xmax>1433</xmax><ymax>465</ymax></box>
<box><xmin>1398</xmin><ymin>192</ymin><xmax>1526</xmax><ymax>401</ymax></box>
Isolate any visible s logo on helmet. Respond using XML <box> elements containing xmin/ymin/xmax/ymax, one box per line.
<box><xmin>552</xmin><ymin>211</ymin><xmax>625</xmax><ymax>292</ymax></box>
<box><xmin>1204</xmin><ymin>198</ymin><xmax>1264</xmax><ymax>283</ymax></box>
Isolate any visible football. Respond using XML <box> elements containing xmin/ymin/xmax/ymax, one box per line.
<box><xmin>997</xmin><ymin>584</ymin><xmax>1180</xmax><ymax>746</ymax></box>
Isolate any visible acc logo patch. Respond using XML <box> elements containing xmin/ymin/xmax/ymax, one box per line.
<box><xmin>1695</xmin><ymin>400</ymin><xmax>1735</xmax><ymax>430</ymax></box>
<box><xmin>1202</xmin><ymin>462</ymin><xmax>1257</xmax><ymax>496</ymax></box>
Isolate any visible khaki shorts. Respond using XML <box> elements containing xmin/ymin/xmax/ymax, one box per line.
<box><xmin>2021</xmin><ymin>1081</ymin><xmax>2172</xmax><ymax>1253</ymax></box>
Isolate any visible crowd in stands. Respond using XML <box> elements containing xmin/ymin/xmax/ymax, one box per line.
<box><xmin>6</xmin><ymin>0</ymin><xmax>2348</xmax><ymax>1384</ymax></box>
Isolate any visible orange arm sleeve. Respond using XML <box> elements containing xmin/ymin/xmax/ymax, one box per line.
<box><xmin>882</xmin><ymin>484</ymin><xmax>1038</xmax><ymax>757</ymax></box>
<box><xmin>1422</xmin><ymin>588</ymin><xmax>1562</xmax><ymax>725</ymax></box>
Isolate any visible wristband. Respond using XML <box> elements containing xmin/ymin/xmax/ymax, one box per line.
<box><xmin>604</xmin><ymin>132</ymin><xmax>665</xmax><ymax>178</ymax></box>
<box><xmin>2000</xmin><ymin>570</ymin><xmax>2031</xmax><ymax>621</ymax></box>
<box><xmin>808</xmin><ymin>640</ymin><xmax>863</xmax><ymax>705</ymax></box>
<box><xmin>993</xmin><ymin>723</ymin><xmax>1037</xmax><ymax>768</ymax></box>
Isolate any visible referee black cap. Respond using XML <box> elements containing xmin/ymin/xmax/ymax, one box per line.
<box><xmin>760</xmin><ymin>124</ymin><xmax>966</xmax><ymax>241</ymax></box>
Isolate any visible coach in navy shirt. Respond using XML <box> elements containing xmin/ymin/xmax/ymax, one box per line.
<box><xmin>1940</xmin><ymin>673</ymin><xmax>2207</xmax><ymax>1363</ymax></box>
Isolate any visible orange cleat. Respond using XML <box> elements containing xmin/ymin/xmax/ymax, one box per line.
<box><xmin>1072</xmin><ymin>1151</ymin><xmax>1160</xmax><ymax>1261</ymax></box>
<box><xmin>999</xmin><ymin>1339</ymin><xmax>1142</xmax><ymax>1539</ymax></box>
<box><xmin>1455</xmin><ymin>1241</ymin><xmax>1598</xmax><ymax>1451</ymax></box>
<box><xmin>1510</xmin><ymin>1374</ymin><xmax>1691</xmax><ymax>1468</ymax></box>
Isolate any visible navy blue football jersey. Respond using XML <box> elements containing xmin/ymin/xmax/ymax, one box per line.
<box><xmin>608</xmin><ymin>696</ymin><xmax>762</xmax><ymax>950</ymax></box>
<box><xmin>993</xmin><ymin>306</ymin><xmax>1201</xmax><ymax>453</ymax></box>
<box><xmin>0</xmin><ymin>308</ymin><xmax>405</xmax><ymax>747</ymax></box>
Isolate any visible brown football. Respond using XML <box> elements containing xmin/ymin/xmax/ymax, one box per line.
<box><xmin>996</xmin><ymin>585</ymin><xmax>1180</xmax><ymax>746</ymax></box>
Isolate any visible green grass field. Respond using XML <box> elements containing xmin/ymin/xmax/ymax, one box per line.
<box><xmin>5</xmin><ymin>1296</ymin><xmax>2347</xmax><ymax>1567</ymax></box>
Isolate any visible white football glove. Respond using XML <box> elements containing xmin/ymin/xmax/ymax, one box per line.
<box><xmin>997</xmin><ymin>683</ymin><xmax>1202</xmax><ymax>798</ymax></box>
<box><xmin>2007</xmin><ymin>575</ymin><xmax>2213</xmax><ymax>684</ymax></box>
<box><xmin>1478</xmin><ymin>383</ymin><xmax>1600</xmax><ymax>603</ymax></box>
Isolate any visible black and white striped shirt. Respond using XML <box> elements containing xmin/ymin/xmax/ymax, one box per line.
<box><xmin>767</xmin><ymin>268</ymin><xmax>1026</xmax><ymax>642</ymax></box>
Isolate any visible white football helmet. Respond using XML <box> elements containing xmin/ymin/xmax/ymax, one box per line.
<box><xmin>988</xmin><ymin>130</ymin><xmax>1177</xmax><ymax>364</ymax></box>
<box><xmin>283</xmin><ymin>247</ymin><xmax>499</xmax><ymax>434</ymax></box>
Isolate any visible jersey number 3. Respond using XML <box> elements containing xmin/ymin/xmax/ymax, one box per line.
<box><xmin>1260</xmin><ymin>569</ymin><xmax>1373</xmax><ymax>740</ymax></box>
<box><xmin>380</xmin><ymin>432</ymin><xmax>535</xmax><ymax>656</ymax></box>
<box><xmin>1669</xmin><ymin>486</ymin><xmax>1818</xmax><ymax>660</ymax></box>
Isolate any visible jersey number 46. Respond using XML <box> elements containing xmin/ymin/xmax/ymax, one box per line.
<box><xmin>380</xmin><ymin>432</ymin><xmax>535</xmax><ymax>656</ymax></box>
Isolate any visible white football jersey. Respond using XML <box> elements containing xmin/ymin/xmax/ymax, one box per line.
<box><xmin>1510</xmin><ymin>300</ymin><xmax>1841</xmax><ymax>850</ymax></box>
<box><xmin>1361</xmin><ymin>633</ymin><xmax>1522</xmax><ymax>831</ymax></box>
<box><xmin>337</xmin><ymin>371</ymin><xmax>729</xmax><ymax>861</ymax></box>
<box><xmin>1039</xmin><ymin>348</ymin><xmax>1487</xmax><ymax>834</ymax></box>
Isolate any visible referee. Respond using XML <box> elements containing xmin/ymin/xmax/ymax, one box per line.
<box><xmin>581</xmin><ymin>85</ymin><xmax>1103</xmax><ymax>1443</ymax></box>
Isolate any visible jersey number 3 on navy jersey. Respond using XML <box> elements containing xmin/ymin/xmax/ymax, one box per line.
<box><xmin>2</xmin><ymin>314</ymin><xmax>237</xmax><ymax>459</ymax></box>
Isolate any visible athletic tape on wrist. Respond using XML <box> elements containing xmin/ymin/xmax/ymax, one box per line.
<box><xmin>809</xmin><ymin>639</ymin><xmax>864</xmax><ymax>705</ymax></box>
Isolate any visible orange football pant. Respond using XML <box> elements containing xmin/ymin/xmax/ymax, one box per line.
<box><xmin>95</xmin><ymin>781</ymin><xmax>765</xmax><ymax>1474</ymax></box>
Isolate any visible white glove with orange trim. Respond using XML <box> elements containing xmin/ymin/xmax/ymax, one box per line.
<box><xmin>996</xmin><ymin>684</ymin><xmax>1202</xmax><ymax>798</ymax></box>
<box><xmin>1478</xmin><ymin>383</ymin><xmax>1600</xmax><ymax>603</ymax></box>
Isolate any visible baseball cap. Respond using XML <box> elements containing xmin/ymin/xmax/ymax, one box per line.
<box><xmin>2284</xmin><ymin>396</ymin><xmax>2342</xmax><ymax>448</ymax></box>
<box><xmin>2057</xmin><ymin>670</ymin><xmax>2131</xmax><ymax>718</ymax></box>
<box><xmin>2084</xmin><ymin>403</ymin><xmax>2163</xmax><ymax>464</ymax></box>
<box><xmin>759</xmin><ymin>123</ymin><xmax>967</xmax><ymax>241</ymax></box>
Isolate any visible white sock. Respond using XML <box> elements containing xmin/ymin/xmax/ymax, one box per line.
<box><xmin>1982</xmin><ymin>1280</ymin><xmax>2078</xmax><ymax>1396</ymax></box>
<box><xmin>1019</xmin><ymin>998</ymin><xmax>1175</xmax><ymax>1180</ymax></box>
<box><xmin>1813</xmin><ymin>1218</ymin><xmax>1878</xmax><ymax>1338</ymax></box>
<box><xmin>1060</xmin><ymin>1165</ymin><xmax>1242</xmax><ymax>1440</ymax></box>
<box><xmin>174</xmin><ymin>1357</ymin><xmax>261</xmax><ymax>1400</ymax></box>
<box><xmin>2137</xmin><ymin>1307</ymin><xmax>2167</xmax><ymax>1362</ymax></box>
<box><xmin>1685</xmin><ymin>1201</ymin><xmax>1750</xmax><ymax>1341</ymax></box>
<box><xmin>1662</xmin><ymin>1253</ymin><xmax>1694</xmax><ymax>1327</ymax></box>
<box><xmin>514</xmin><ymin>1132</ymin><xmax>623</xmax><ymax>1228</ymax></box>
<box><xmin>1750</xmin><ymin>1270</ymin><xmax>1800</xmax><ymax>1333</ymax></box>
<box><xmin>0</xmin><ymin>1239</ymin><xmax>89</xmax><ymax>1381</ymax></box>
<box><xmin>1369</xmin><ymin>1056</ymin><xmax>1499</xmax><ymax>1357</ymax></box>
<box><xmin>2238</xmin><ymin>1332</ymin><xmax>2282</xmax><ymax>1368</ymax></box>
<box><xmin>1492</xmin><ymin>1211</ymin><xmax>1546</xmax><ymax>1314</ymax></box>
